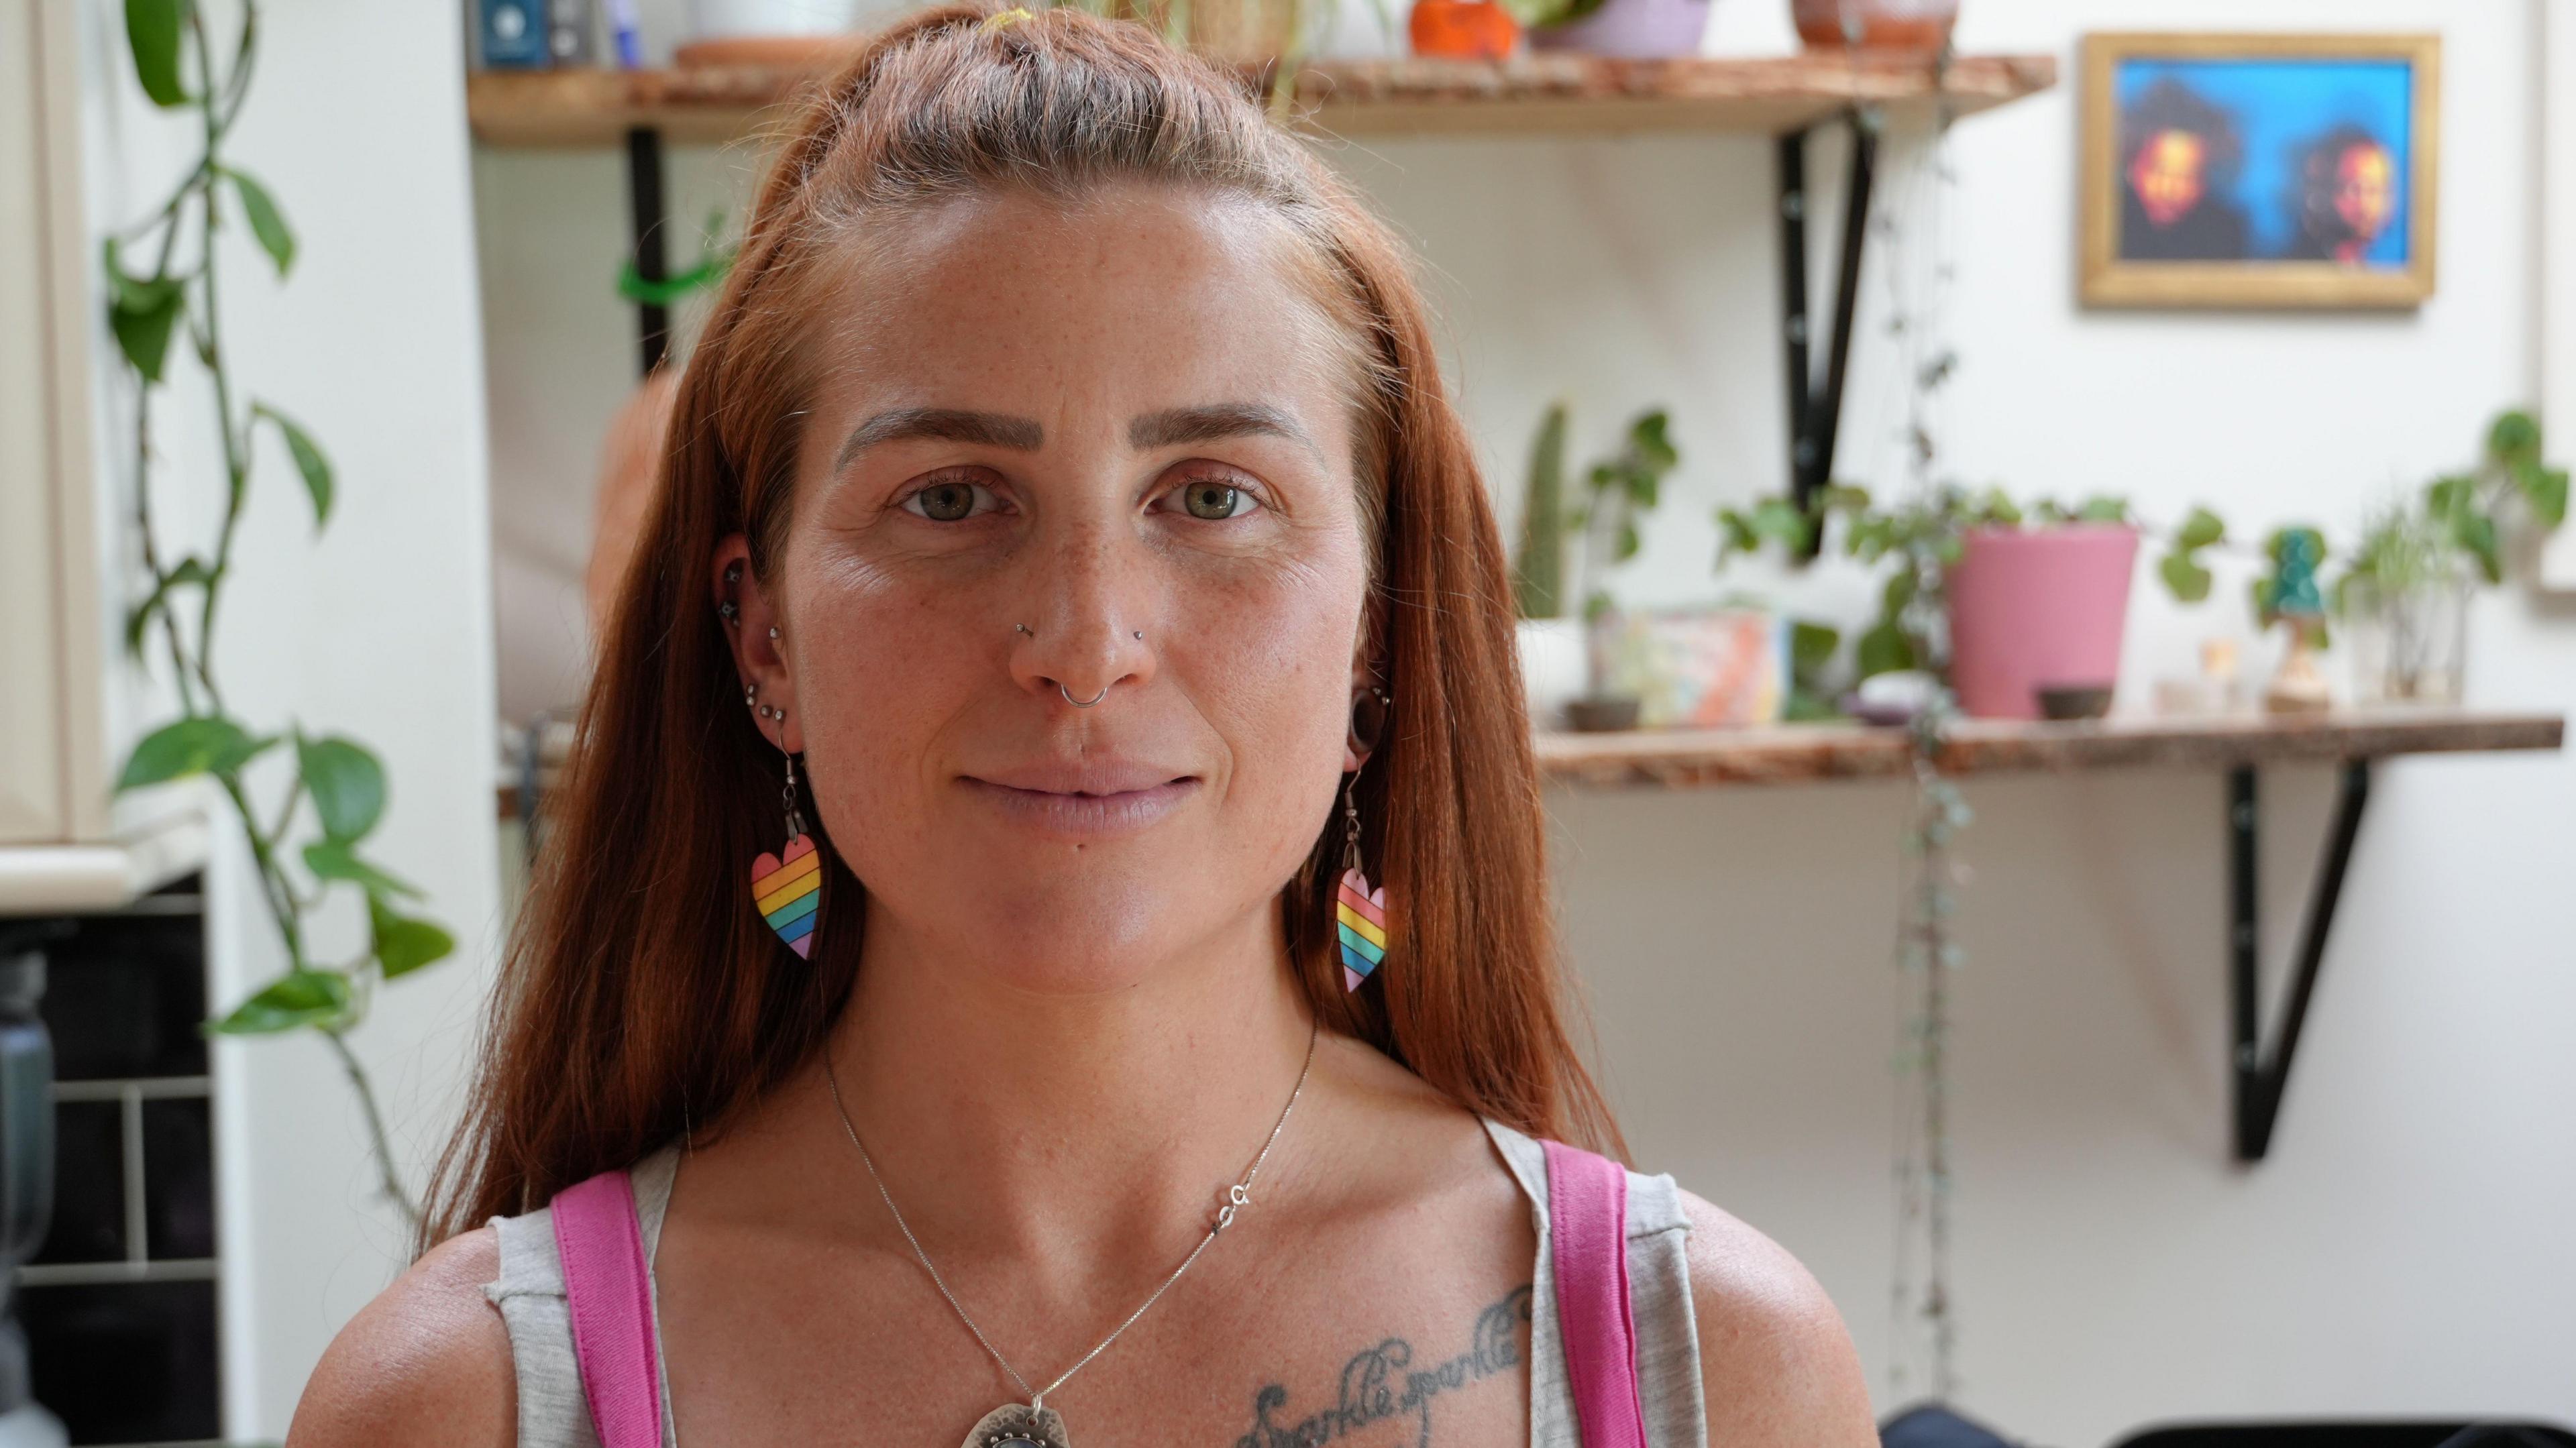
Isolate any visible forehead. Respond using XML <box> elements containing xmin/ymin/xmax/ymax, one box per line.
<box><xmin>801</xmin><ymin>183</ymin><xmax>1357</xmax><ymax>429</ymax></box>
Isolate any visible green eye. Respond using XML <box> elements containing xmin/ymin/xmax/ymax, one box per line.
<box><xmin>1182</xmin><ymin>480</ymin><xmax>1250</xmax><ymax>520</ymax></box>
<box><xmin>910</xmin><ymin>480</ymin><xmax>979</xmax><ymax>521</ymax></box>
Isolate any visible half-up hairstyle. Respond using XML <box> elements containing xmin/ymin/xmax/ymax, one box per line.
<box><xmin>424</xmin><ymin>2</ymin><xmax>1617</xmax><ymax>1248</ymax></box>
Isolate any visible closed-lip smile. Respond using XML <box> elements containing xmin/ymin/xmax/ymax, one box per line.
<box><xmin>959</xmin><ymin>759</ymin><xmax>1199</xmax><ymax>838</ymax></box>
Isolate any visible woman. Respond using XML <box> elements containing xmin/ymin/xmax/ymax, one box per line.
<box><xmin>292</xmin><ymin>8</ymin><xmax>1875</xmax><ymax>1445</ymax></box>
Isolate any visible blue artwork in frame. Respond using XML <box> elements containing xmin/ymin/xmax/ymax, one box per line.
<box><xmin>2081</xmin><ymin>34</ymin><xmax>2440</xmax><ymax>309</ymax></box>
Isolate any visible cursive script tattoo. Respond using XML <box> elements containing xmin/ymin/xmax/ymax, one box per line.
<box><xmin>1232</xmin><ymin>1284</ymin><xmax>1534</xmax><ymax>1447</ymax></box>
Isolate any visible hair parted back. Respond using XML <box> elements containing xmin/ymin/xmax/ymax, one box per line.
<box><xmin>423</xmin><ymin>1</ymin><xmax>1618</xmax><ymax>1249</ymax></box>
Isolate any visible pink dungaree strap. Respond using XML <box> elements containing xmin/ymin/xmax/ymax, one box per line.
<box><xmin>1544</xmin><ymin>1138</ymin><xmax>1651</xmax><ymax>1448</ymax></box>
<box><xmin>552</xmin><ymin>1169</ymin><xmax>664</xmax><ymax>1448</ymax></box>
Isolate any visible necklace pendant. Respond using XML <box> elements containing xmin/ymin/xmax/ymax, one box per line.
<box><xmin>961</xmin><ymin>1402</ymin><xmax>1071</xmax><ymax>1448</ymax></box>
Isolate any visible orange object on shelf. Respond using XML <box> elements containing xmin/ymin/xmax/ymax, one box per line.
<box><xmin>1409</xmin><ymin>0</ymin><xmax>1519</xmax><ymax>60</ymax></box>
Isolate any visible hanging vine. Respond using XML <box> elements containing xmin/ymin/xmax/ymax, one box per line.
<box><xmin>1873</xmin><ymin>55</ymin><xmax>1970</xmax><ymax>1404</ymax></box>
<box><xmin>103</xmin><ymin>0</ymin><xmax>453</xmax><ymax>1225</ymax></box>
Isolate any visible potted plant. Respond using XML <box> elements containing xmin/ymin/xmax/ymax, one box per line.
<box><xmin>2164</xmin><ymin>408</ymin><xmax>2570</xmax><ymax>709</ymax></box>
<box><xmin>1523</xmin><ymin>0</ymin><xmax>1711</xmax><ymax>59</ymax></box>
<box><xmin>2343</xmin><ymin>502</ymin><xmax>2470</xmax><ymax>705</ymax></box>
<box><xmin>1790</xmin><ymin>0</ymin><xmax>1957</xmax><ymax>50</ymax></box>
<box><xmin>1567</xmin><ymin>409</ymin><xmax>1678</xmax><ymax>730</ymax></box>
<box><xmin>1511</xmin><ymin>402</ymin><xmax>1586</xmax><ymax>729</ymax></box>
<box><xmin>1719</xmin><ymin>486</ymin><xmax>2162</xmax><ymax>720</ymax></box>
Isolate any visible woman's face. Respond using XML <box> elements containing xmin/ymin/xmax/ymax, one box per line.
<box><xmin>717</xmin><ymin>184</ymin><xmax>1375</xmax><ymax>995</ymax></box>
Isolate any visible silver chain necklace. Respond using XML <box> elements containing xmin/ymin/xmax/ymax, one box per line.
<box><xmin>823</xmin><ymin>1017</ymin><xmax>1320</xmax><ymax>1448</ymax></box>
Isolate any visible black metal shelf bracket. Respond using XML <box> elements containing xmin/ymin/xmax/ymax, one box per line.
<box><xmin>625</xmin><ymin>125</ymin><xmax>669</xmax><ymax>377</ymax></box>
<box><xmin>1776</xmin><ymin>108</ymin><xmax>1880</xmax><ymax>550</ymax></box>
<box><xmin>2229</xmin><ymin>759</ymin><xmax>2373</xmax><ymax>1163</ymax></box>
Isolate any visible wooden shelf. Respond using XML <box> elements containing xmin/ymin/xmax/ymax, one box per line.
<box><xmin>1534</xmin><ymin>708</ymin><xmax>2567</xmax><ymax>790</ymax></box>
<box><xmin>466</xmin><ymin>50</ymin><xmax>2057</xmax><ymax>149</ymax></box>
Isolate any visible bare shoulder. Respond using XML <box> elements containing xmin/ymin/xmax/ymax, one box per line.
<box><xmin>284</xmin><ymin>1225</ymin><xmax>515</xmax><ymax>1448</ymax></box>
<box><xmin>1676</xmin><ymin>1188</ymin><xmax>1878</xmax><ymax>1448</ymax></box>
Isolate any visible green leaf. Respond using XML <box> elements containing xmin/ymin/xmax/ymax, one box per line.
<box><xmin>224</xmin><ymin>168</ymin><xmax>296</xmax><ymax>277</ymax></box>
<box><xmin>2159</xmin><ymin>550</ymin><xmax>2214</xmax><ymax>603</ymax></box>
<box><xmin>297</xmin><ymin>735</ymin><xmax>386</xmax><ymax>843</ymax></box>
<box><xmin>1974</xmin><ymin>488</ymin><xmax>2023</xmax><ymax>528</ymax></box>
<box><xmin>1881</xmin><ymin>566</ymin><xmax>1918</xmax><ymax>619</ymax></box>
<box><xmin>124</xmin><ymin>0</ymin><xmax>190</xmax><ymax>107</ymax></box>
<box><xmin>2453</xmin><ymin>510</ymin><xmax>2503</xmax><ymax>583</ymax></box>
<box><xmin>614</xmin><ymin>254</ymin><xmax>734</xmax><ymax>308</ymax></box>
<box><xmin>210</xmin><ymin>969</ymin><xmax>352</xmax><ymax>1035</ymax></box>
<box><xmin>2520</xmin><ymin>464</ymin><xmax>2569</xmax><ymax>529</ymax></box>
<box><xmin>107</xmin><ymin>273</ymin><xmax>185</xmax><ymax>383</ymax></box>
<box><xmin>2074</xmin><ymin>495</ymin><xmax>2131</xmax><ymax>524</ymax></box>
<box><xmin>2426</xmin><ymin>475</ymin><xmax>2475</xmax><ymax>524</ymax></box>
<box><xmin>303</xmin><ymin>840</ymin><xmax>423</xmax><ymax>901</ymax></box>
<box><xmin>2251</xmin><ymin>575</ymin><xmax>2279</xmax><ymax>625</ymax></box>
<box><xmin>2176</xmin><ymin>506</ymin><xmax>2225</xmax><ymax>551</ymax></box>
<box><xmin>1614</xmin><ymin>520</ymin><xmax>1640</xmax><ymax>562</ymax></box>
<box><xmin>123</xmin><ymin>557</ymin><xmax>212</xmax><ymax>659</ymax></box>
<box><xmin>1749</xmin><ymin>498</ymin><xmax>1811</xmax><ymax>552</ymax></box>
<box><xmin>253</xmin><ymin>403</ymin><xmax>333</xmax><ymax>526</ymax></box>
<box><xmin>2488</xmin><ymin>409</ymin><xmax>2541</xmax><ymax>466</ymax></box>
<box><xmin>1715</xmin><ymin>508</ymin><xmax>1759</xmax><ymax>561</ymax></box>
<box><xmin>1855</xmin><ymin>620</ymin><xmax>1914</xmax><ymax>679</ymax></box>
<box><xmin>369</xmin><ymin>899</ymin><xmax>455</xmax><ymax>980</ymax></box>
<box><xmin>117</xmin><ymin>716</ymin><xmax>273</xmax><ymax>791</ymax></box>
<box><xmin>1790</xmin><ymin>620</ymin><xmax>1840</xmax><ymax>675</ymax></box>
<box><xmin>2265</xmin><ymin>525</ymin><xmax>2330</xmax><ymax>569</ymax></box>
<box><xmin>1625</xmin><ymin>409</ymin><xmax>1676</xmax><ymax>472</ymax></box>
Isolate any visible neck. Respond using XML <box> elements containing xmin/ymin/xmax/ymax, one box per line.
<box><xmin>808</xmin><ymin>903</ymin><xmax>1320</xmax><ymax>1268</ymax></box>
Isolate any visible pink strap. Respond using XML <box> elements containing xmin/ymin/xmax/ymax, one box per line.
<box><xmin>551</xmin><ymin>1170</ymin><xmax>664</xmax><ymax>1448</ymax></box>
<box><xmin>1544</xmin><ymin>1139</ymin><xmax>1650</xmax><ymax>1448</ymax></box>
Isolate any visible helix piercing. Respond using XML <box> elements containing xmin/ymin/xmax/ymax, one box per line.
<box><xmin>1014</xmin><ymin>623</ymin><xmax>1036</xmax><ymax>638</ymax></box>
<box><xmin>1060</xmin><ymin>681</ymin><xmax>1110</xmax><ymax>708</ymax></box>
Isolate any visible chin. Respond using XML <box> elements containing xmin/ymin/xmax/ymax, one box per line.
<box><xmin>913</xmin><ymin>867</ymin><xmax>1242</xmax><ymax>997</ymax></box>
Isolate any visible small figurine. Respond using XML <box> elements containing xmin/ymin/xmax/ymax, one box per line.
<box><xmin>2262</xmin><ymin>530</ymin><xmax>2333</xmax><ymax>715</ymax></box>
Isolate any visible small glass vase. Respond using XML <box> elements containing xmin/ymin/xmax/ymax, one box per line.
<box><xmin>2345</xmin><ymin>569</ymin><xmax>2471</xmax><ymax>707</ymax></box>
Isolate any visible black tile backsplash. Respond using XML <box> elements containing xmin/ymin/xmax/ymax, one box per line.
<box><xmin>140</xmin><ymin>1099</ymin><xmax>213</xmax><ymax>1262</ymax></box>
<box><xmin>31</xmin><ymin>1101</ymin><xmax>119</xmax><ymax>1267</ymax></box>
<box><xmin>41</xmin><ymin>916</ymin><xmax>207</xmax><ymax>1081</ymax></box>
<box><xmin>21</xmin><ymin>1278</ymin><xmax>219</xmax><ymax>1444</ymax></box>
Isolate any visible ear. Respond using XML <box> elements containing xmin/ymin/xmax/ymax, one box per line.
<box><xmin>1345</xmin><ymin>594</ymin><xmax>1388</xmax><ymax>773</ymax></box>
<box><xmin>710</xmin><ymin>534</ymin><xmax>804</xmax><ymax>755</ymax></box>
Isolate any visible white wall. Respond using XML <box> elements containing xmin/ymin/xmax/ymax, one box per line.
<box><xmin>471</xmin><ymin>1</ymin><xmax>2575</xmax><ymax>1443</ymax></box>
<box><xmin>75</xmin><ymin>0</ymin><xmax>503</xmax><ymax>1434</ymax></box>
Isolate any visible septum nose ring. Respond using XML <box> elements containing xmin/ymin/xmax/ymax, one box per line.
<box><xmin>1015</xmin><ymin>624</ymin><xmax>1138</xmax><ymax>709</ymax></box>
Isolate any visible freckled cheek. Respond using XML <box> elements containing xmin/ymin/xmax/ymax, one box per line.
<box><xmin>784</xmin><ymin>558</ymin><xmax>976</xmax><ymax>826</ymax></box>
<box><xmin>1180</xmin><ymin>557</ymin><xmax>1364</xmax><ymax>776</ymax></box>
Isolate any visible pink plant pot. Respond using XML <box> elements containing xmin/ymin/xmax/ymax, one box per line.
<box><xmin>1945</xmin><ymin>524</ymin><xmax>2139</xmax><ymax>720</ymax></box>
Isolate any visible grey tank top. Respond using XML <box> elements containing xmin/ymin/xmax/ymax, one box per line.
<box><xmin>484</xmin><ymin>1117</ymin><xmax>1709</xmax><ymax>1446</ymax></box>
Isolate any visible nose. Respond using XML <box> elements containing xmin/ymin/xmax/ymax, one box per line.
<box><xmin>1007</xmin><ymin>528</ymin><xmax>1155</xmax><ymax>708</ymax></box>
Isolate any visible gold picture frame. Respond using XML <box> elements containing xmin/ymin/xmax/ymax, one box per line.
<box><xmin>2080</xmin><ymin>32</ymin><xmax>2440</xmax><ymax>309</ymax></box>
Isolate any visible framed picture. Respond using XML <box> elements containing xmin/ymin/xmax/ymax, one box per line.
<box><xmin>2080</xmin><ymin>32</ymin><xmax>2440</xmax><ymax>309</ymax></box>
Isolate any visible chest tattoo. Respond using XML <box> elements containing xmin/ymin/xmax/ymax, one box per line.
<box><xmin>1230</xmin><ymin>1284</ymin><xmax>1534</xmax><ymax>1447</ymax></box>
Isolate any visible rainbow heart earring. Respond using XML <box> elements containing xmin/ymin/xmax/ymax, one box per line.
<box><xmin>1336</xmin><ymin>776</ymin><xmax>1389</xmax><ymax>992</ymax></box>
<box><xmin>1335</xmin><ymin>685</ymin><xmax>1393</xmax><ymax>993</ymax></box>
<box><xmin>745</xmin><ymin>672</ymin><xmax>822</xmax><ymax>959</ymax></box>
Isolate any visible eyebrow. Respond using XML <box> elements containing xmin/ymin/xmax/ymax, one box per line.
<box><xmin>1128</xmin><ymin>403</ymin><xmax>1318</xmax><ymax>460</ymax></box>
<box><xmin>833</xmin><ymin>408</ymin><xmax>1044</xmax><ymax>471</ymax></box>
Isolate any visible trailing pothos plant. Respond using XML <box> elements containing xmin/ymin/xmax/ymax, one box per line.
<box><xmin>105</xmin><ymin>0</ymin><xmax>453</xmax><ymax>1224</ymax></box>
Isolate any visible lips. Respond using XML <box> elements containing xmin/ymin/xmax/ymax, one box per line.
<box><xmin>959</xmin><ymin>759</ymin><xmax>1200</xmax><ymax>838</ymax></box>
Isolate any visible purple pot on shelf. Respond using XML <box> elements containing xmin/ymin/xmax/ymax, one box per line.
<box><xmin>1530</xmin><ymin>0</ymin><xmax>1713</xmax><ymax>58</ymax></box>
